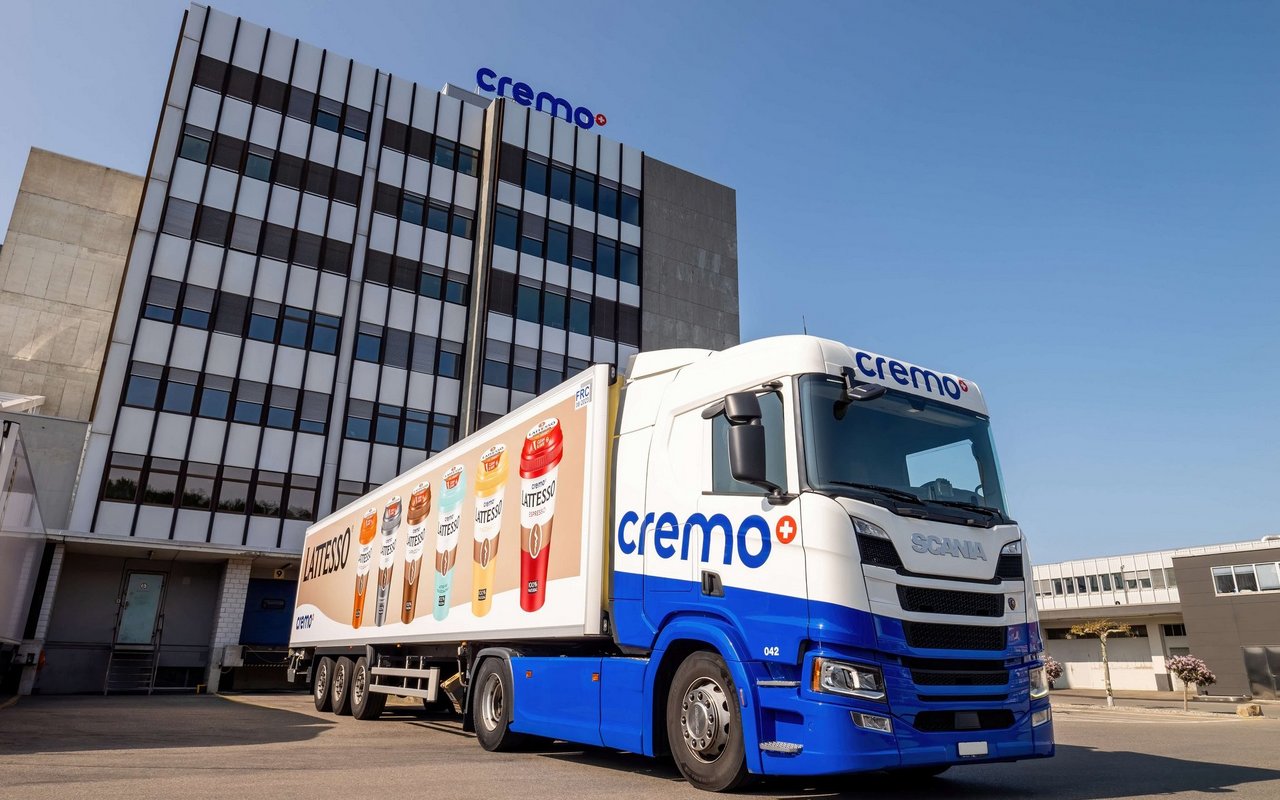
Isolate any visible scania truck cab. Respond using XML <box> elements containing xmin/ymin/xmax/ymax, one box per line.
<box><xmin>607</xmin><ymin>335</ymin><xmax>1052</xmax><ymax>788</ymax></box>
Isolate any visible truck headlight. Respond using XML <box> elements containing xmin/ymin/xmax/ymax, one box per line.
<box><xmin>812</xmin><ymin>658</ymin><xmax>886</xmax><ymax>702</ymax></box>
<box><xmin>1001</xmin><ymin>540</ymin><xmax>1022</xmax><ymax>555</ymax></box>
<box><xmin>851</xmin><ymin>517</ymin><xmax>889</xmax><ymax>539</ymax></box>
<box><xmin>1029</xmin><ymin>666</ymin><xmax>1049</xmax><ymax>699</ymax></box>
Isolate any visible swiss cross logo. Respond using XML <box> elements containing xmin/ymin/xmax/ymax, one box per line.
<box><xmin>775</xmin><ymin>516</ymin><xmax>798</xmax><ymax>544</ymax></box>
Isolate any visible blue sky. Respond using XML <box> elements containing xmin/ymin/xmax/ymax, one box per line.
<box><xmin>2</xmin><ymin>1</ymin><xmax>1277</xmax><ymax>563</ymax></box>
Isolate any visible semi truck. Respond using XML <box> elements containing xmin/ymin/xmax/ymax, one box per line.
<box><xmin>287</xmin><ymin>335</ymin><xmax>1053</xmax><ymax>790</ymax></box>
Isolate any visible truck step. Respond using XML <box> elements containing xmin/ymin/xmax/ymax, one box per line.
<box><xmin>759</xmin><ymin>741</ymin><xmax>804</xmax><ymax>754</ymax></box>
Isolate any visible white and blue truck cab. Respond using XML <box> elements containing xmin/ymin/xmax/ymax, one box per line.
<box><xmin>288</xmin><ymin>335</ymin><xmax>1053</xmax><ymax>791</ymax></box>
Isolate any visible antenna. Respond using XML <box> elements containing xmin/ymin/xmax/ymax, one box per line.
<box><xmin>802</xmin><ymin>315</ymin><xmax>808</xmax><ymax>335</ymax></box>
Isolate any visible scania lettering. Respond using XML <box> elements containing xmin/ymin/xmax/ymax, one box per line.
<box><xmin>475</xmin><ymin>67</ymin><xmax>605</xmax><ymax>130</ymax></box>
<box><xmin>287</xmin><ymin>335</ymin><xmax>1052</xmax><ymax>791</ymax></box>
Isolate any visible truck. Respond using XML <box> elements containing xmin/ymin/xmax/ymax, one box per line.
<box><xmin>287</xmin><ymin>335</ymin><xmax>1054</xmax><ymax>791</ymax></box>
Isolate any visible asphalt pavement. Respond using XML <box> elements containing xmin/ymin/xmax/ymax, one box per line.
<box><xmin>1</xmin><ymin>692</ymin><xmax>1278</xmax><ymax>799</ymax></box>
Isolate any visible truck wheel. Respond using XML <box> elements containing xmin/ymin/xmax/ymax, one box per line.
<box><xmin>350</xmin><ymin>656</ymin><xmax>387</xmax><ymax>720</ymax></box>
<box><xmin>666</xmin><ymin>651</ymin><xmax>749</xmax><ymax>792</ymax></box>
<box><xmin>313</xmin><ymin>657</ymin><xmax>334</xmax><ymax>712</ymax></box>
<box><xmin>331</xmin><ymin>656</ymin><xmax>355</xmax><ymax>715</ymax></box>
<box><xmin>471</xmin><ymin>658</ymin><xmax>527</xmax><ymax>751</ymax></box>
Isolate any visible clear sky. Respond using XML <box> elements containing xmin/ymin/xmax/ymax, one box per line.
<box><xmin>2</xmin><ymin>1</ymin><xmax>1277</xmax><ymax>563</ymax></box>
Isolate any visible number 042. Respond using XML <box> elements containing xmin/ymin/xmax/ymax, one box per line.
<box><xmin>762</xmin><ymin>646</ymin><xmax>780</xmax><ymax>657</ymax></box>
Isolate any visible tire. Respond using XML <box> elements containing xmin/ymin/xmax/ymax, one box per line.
<box><xmin>471</xmin><ymin>658</ymin><xmax>528</xmax><ymax>751</ymax></box>
<box><xmin>313</xmin><ymin>657</ymin><xmax>334</xmax><ymax>712</ymax></box>
<box><xmin>350</xmin><ymin>656</ymin><xmax>387</xmax><ymax>720</ymax></box>
<box><xmin>896</xmin><ymin>765</ymin><xmax>950</xmax><ymax>780</ymax></box>
<box><xmin>331</xmin><ymin>656</ymin><xmax>355</xmax><ymax>715</ymax></box>
<box><xmin>666</xmin><ymin>651</ymin><xmax>749</xmax><ymax>792</ymax></box>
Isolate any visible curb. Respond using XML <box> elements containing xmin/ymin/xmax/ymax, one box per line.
<box><xmin>1052</xmin><ymin>702</ymin><xmax>1241</xmax><ymax>720</ymax></box>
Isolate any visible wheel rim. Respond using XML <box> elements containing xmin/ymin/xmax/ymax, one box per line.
<box><xmin>333</xmin><ymin>663</ymin><xmax>346</xmax><ymax>702</ymax></box>
<box><xmin>680</xmin><ymin>676</ymin><xmax>731</xmax><ymax>763</ymax></box>
<box><xmin>479</xmin><ymin>672</ymin><xmax>504</xmax><ymax>732</ymax></box>
<box><xmin>352</xmin><ymin>663</ymin><xmax>366</xmax><ymax>707</ymax></box>
<box><xmin>315</xmin><ymin>661</ymin><xmax>329</xmax><ymax>701</ymax></box>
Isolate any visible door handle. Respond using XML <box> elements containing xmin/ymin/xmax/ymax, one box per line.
<box><xmin>701</xmin><ymin>571</ymin><xmax>724</xmax><ymax>597</ymax></box>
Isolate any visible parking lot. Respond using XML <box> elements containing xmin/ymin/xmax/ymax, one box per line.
<box><xmin>1</xmin><ymin>693</ymin><xmax>1278</xmax><ymax>799</ymax></box>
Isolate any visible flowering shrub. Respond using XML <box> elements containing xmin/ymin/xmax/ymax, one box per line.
<box><xmin>1043</xmin><ymin>655</ymin><xmax>1063</xmax><ymax>684</ymax></box>
<box><xmin>1166</xmin><ymin>654</ymin><xmax>1216</xmax><ymax>710</ymax></box>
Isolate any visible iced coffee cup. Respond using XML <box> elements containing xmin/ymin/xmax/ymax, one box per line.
<box><xmin>400</xmin><ymin>482</ymin><xmax>432</xmax><ymax>624</ymax></box>
<box><xmin>374</xmin><ymin>496</ymin><xmax>402</xmax><ymax>627</ymax></box>
<box><xmin>471</xmin><ymin>445</ymin><xmax>508</xmax><ymax>618</ymax></box>
<box><xmin>352</xmin><ymin>510</ymin><xmax>377</xmax><ymax>628</ymax></box>
<box><xmin>432</xmin><ymin>465</ymin><xmax>466</xmax><ymax>621</ymax></box>
<box><xmin>519</xmin><ymin>418</ymin><xmax>564</xmax><ymax>612</ymax></box>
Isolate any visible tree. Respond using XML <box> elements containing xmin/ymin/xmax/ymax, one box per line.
<box><xmin>1069</xmin><ymin>620</ymin><xmax>1132</xmax><ymax>708</ymax></box>
<box><xmin>1043</xmin><ymin>654</ymin><xmax>1063</xmax><ymax>687</ymax></box>
<box><xmin>1166</xmin><ymin>655</ymin><xmax>1217</xmax><ymax>712</ymax></box>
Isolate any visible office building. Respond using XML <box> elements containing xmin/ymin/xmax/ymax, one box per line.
<box><xmin>22</xmin><ymin>3</ymin><xmax>737</xmax><ymax>694</ymax></box>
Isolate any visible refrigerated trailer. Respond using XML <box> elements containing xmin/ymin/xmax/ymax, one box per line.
<box><xmin>288</xmin><ymin>335</ymin><xmax>1054</xmax><ymax>790</ymax></box>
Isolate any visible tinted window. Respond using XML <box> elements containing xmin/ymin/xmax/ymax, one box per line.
<box><xmin>495</xmin><ymin>206</ymin><xmax>519</xmax><ymax>250</ymax></box>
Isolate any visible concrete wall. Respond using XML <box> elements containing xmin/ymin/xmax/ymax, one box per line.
<box><xmin>1173</xmin><ymin>545</ymin><xmax>1280</xmax><ymax>697</ymax></box>
<box><xmin>0</xmin><ymin>149</ymin><xmax>142</xmax><ymax>420</ymax></box>
<box><xmin>640</xmin><ymin>157</ymin><xmax>739</xmax><ymax>352</ymax></box>
<box><xmin>0</xmin><ymin>412</ymin><xmax>88</xmax><ymax>529</ymax></box>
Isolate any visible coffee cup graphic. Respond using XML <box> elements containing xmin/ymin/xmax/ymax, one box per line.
<box><xmin>374</xmin><ymin>496</ymin><xmax>402</xmax><ymax>627</ymax></box>
<box><xmin>352</xmin><ymin>510</ymin><xmax>377</xmax><ymax>628</ymax></box>
<box><xmin>470</xmin><ymin>445</ymin><xmax>508</xmax><ymax>618</ymax></box>
<box><xmin>519</xmin><ymin>418</ymin><xmax>564</xmax><ymax>612</ymax></box>
<box><xmin>401</xmin><ymin>482</ymin><xmax>432</xmax><ymax>624</ymax></box>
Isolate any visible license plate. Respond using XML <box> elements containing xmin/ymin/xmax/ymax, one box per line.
<box><xmin>958</xmin><ymin>741</ymin><xmax>989</xmax><ymax>757</ymax></box>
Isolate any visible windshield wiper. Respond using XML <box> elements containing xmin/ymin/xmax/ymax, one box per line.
<box><xmin>827</xmin><ymin>481</ymin><xmax>925</xmax><ymax>505</ymax></box>
<box><xmin>927</xmin><ymin>498</ymin><xmax>1005</xmax><ymax>520</ymax></box>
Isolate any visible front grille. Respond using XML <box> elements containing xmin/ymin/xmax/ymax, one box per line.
<box><xmin>913</xmin><ymin>709</ymin><xmax>1015</xmax><ymax>732</ymax></box>
<box><xmin>996</xmin><ymin>553</ymin><xmax>1023</xmax><ymax>580</ymax></box>
<box><xmin>906</xmin><ymin>657</ymin><xmax>1010</xmax><ymax>686</ymax></box>
<box><xmin>897</xmin><ymin>585</ymin><xmax>1003</xmax><ymax>618</ymax></box>
<box><xmin>902</xmin><ymin>621</ymin><xmax>1006</xmax><ymax>651</ymax></box>
<box><xmin>857</xmin><ymin>534</ymin><xmax>902</xmax><ymax>569</ymax></box>
<box><xmin>918</xmin><ymin>694</ymin><xmax>1009</xmax><ymax>703</ymax></box>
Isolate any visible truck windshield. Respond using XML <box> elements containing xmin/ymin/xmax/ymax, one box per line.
<box><xmin>799</xmin><ymin>374</ymin><xmax>1009</xmax><ymax>519</ymax></box>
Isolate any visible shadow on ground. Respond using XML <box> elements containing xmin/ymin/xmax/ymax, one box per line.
<box><xmin>537</xmin><ymin>743</ymin><xmax>1280</xmax><ymax>799</ymax></box>
<box><xmin>0</xmin><ymin>695</ymin><xmax>333</xmax><ymax>755</ymax></box>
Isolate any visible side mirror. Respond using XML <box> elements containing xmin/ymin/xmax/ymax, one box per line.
<box><xmin>724</xmin><ymin>391</ymin><xmax>762</xmax><ymax>424</ymax></box>
<box><xmin>723</xmin><ymin>391</ymin><xmax>785</xmax><ymax>499</ymax></box>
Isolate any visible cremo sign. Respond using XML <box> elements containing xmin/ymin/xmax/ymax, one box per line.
<box><xmin>476</xmin><ymin>68</ymin><xmax>606</xmax><ymax>131</ymax></box>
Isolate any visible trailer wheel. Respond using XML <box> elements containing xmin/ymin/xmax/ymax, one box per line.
<box><xmin>331</xmin><ymin>656</ymin><xmax>355</xmax><ymax>715</ymax></box>
<box><xmin>666</xmin><ymin>651</ymin><xmax>749</xmax><ymax>792</ymax></box>
<box><xmin>313</xmin><ymin>657</ymin><xmax>334</xmax><ymax>712</ymax></box>
<box><xmin>350</xmin><ymin>656</ymin><xmax>387</xmax><ymax>720</ymax></box>
<box><xmin>471</xmin><ymin>658</ymin><xmax>527</xmax><ymax>751</ymax></box>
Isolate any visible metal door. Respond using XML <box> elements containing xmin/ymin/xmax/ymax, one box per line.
<box><xmin>116</xmin><ymin>572</ymin><xmax>165</xmax><ymax>646</ymax></box>
<box><xmin>1241</xmin><ymin>646</ymin><xmax>1280</xmax><ymax>700</ymax></box>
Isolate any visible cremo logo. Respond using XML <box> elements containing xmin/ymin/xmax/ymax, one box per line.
<box><xmin>476</xmin><ymin>68</ymin><xmax>605</xmax><ymax>130</ymax></box>
<box><xmin>616</xmin><ymin>511</ymin><xmax>772</xmax><ymax>569</ymax></box>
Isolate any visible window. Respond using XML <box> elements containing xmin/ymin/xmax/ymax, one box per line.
<box><xmin>390</xmin><ymin>256</ymin><xmax>417</xmax><ymax>292</ymax></box>
<box><xmin>252</xmin><ymin>471</ymin><xmax>285</xmax><ymax>517</ymax></box>
<box><xmin>618</xmin><ymin>304</ymin><xmax>640</xmax><ymax>346</ymax></box>
<box><xmin>195</xmin><ymin>206</ymin><xmax>231</xmax><ymax>246</ymax></box>
<box><xmin>1100</xmin><ymin>573</ymin><xmax>1113</xmax><ymax>591</ymax></box>
<box><xmin>322</xmin><ymin>239</ymin><xmax>351</xmax><ymax>275</ymax></box>
<box><xmin>226</xmin><ymin>66</ymin><xmax>256</xmax><ymax>102</ymax></box>
<box><xmin>598</xmin><ymin>183</ymin><xmax>619</xmax><ymax>219</ymax></box>
<box><xmin>314</xmin><ymin>97</ymin><xmax>342</xmax><ymax>132</ymax></box>
<box><xmin>426</xmin><ymin>203</ymin><xmax>450</xmax><ymax>233</ymax></box>
<box><xmin>547</xmin><ymin>222</ymin><xmax>570</xmax><ymax>265</ymax></box>
<box><xmin>382</xmin><ymin>118</ymin><xmax>408</xmax><ymax>152</ymax></box>
<box><xmin>539</xmin><ymin>352</ymin><xmax>565</xmax><ymax>392</ymax></box>
<box><xmin>411</xmin><ymin>335</ymin><xmax>438</xmax><ymax>374</ymax></box>
<box><xmin>299</xmin><ymin>391</ymin><xmax>329</xmax><ymax>435</ymax></box>
<box><xmin>335</xmin><ymin>479</ymin><xmax>369</xmax><ymax>511</ymax></box>
<box><xmin>401</xmin><ymin>193</ymin><xmax>425</xmax><ymax>226</ymax></box>
<box><xmin>595</xmin><ymin>238</ymin><xmax>617</xmax><ymax>279</ymax></box>
<box><xmin>514</xmin><ymin>346</ymin><xmax>538</xmax><ymax>393</ymax></box>
<box><xmin>1212</xmin><ymin>567</ymin><xmax>1236</xmax><ymax>594</ymax></box>
<box><xmin>543</xmin><ymin>292</ymin><xmax>567</xmax><ymax>330</ymax></box>
<box><xmin>516</xmin><ymin>284</ymin><xmax>541</xmax><ymax>324</ymax></box>
<box><xmin>198</xmin><ymin>375</ymin><xmax>232</xmax><ymax>419</ymax></box>
<box><xmin>433</xmin><ymin>139</ymin><xmax>456</xmax><ymax>171</ymax></box>
<box><xmin>451</xmin><ymin>209</ymin><xmax>474</xmax><ymax>239</ymax></box>
<box><xmin>229</xmin><ymin>215</ymin><xmax>262</xmax><ymax>253</ymax></box>
<box><xmin>211</xmin><ymin>134</ymin><xmax>245</xmax><ymax>172</ymax></box>
<box><xmin>311</xmin><ymin>313</ymin><xmax>340</xmax><ymax>354</ymax></box>
<box><xmin>1234</xmin><ymin>565</ymin><xmax>1259</xmax><ymax>592</ymax></box>
<box><xmin>619</xmin><ymin>244</ymin><xmax>640</xmax><ymax>285</ymax></box>
<box><xmin>261</xmin><ymin>223</ymin><xmax>293</xmax><ymax>261</ymax></box>
<box><xmin>179</xmin><ymin>127</ymin><xmax>212</xmax><ymax>163</ymax></box>
<box><xmin>266</xmin><ymin>386</ymin><xmax>298</xmax><ymax>429</ymax></box>
<box><xmin>143</xmin><ymin>277</ymin><xmax>180</xmax><ymax>322</ymax></box>
<box><xmin>1163</xmin><ymin>623</ymin><xmax>1188</xmax><ymax>637</ymax></box>
<box><xmin>712</xmin><ymin>391</ymin><xmax>786</xmax><ymax>493</ymax></box>
<box><xmin>193</xmin><ymin>55</ymin><xmax>226</xmax><ymax>91</ymax></box>
<box><xmin>409</xmin><ymin>127</ymin><xmax>432</xmax><ymax>160</ymax></box>
<box><xmin>550</xmin><ymin>166</ymin><xmax>572</xmax><ymax>203</ymax></box>
<box><xmin>1087</xmin><ymin>574</ymin><xmax>1099</xmax><ymax>593</ymax></box>
<box><xmin>333</xmin><ymin>171</ymin><xmax>360</xmax><ymax>205</ymax></box>
<box><xmin>524</xmin><ymin>157</ymin><xmax>548</xmax><ymax>194</ymax></box>
<box><xmin>592</xmin><ymin>298</ymin><xmax>616</xmax><ymax>339</ymax></box>
<box><xmin>520</xmin><ymin>214</ymin><xmax>545</xmax><ymax>258</ymax></box>
<box><xmin>247</xmin><ymin>300</ymin><xmax>279</xmax><ymax>341</ymax></box>
<box><xmin>343</xmin><ymin>108</ymin><xmax>369</xmax><ymax>141</ymax></box>
<box><xmin>124</xmin><ymin>362</ymin><xmax>163</xmax><ymax>408</ymax></box>
<box><xmin>374</xmin><ymin>404</ymin><xmax>401</xmax><ymax>445</ymax></box>
<box><xmin>495</xmin><ymin>206</ymin><xmax>519</xmax><ymax>250</ymax></box>
<box><xmin>143</xmin><ymin>458</ymin><xmax>181</xmax><ymax>505</ymax></box>
<box><xmin>279</xmin><ymin>306</ymin><xmax>310</xmax><ymax>349</ymax></box>
<box><xmin>1256</xmin><ymin>562</ymin><xmax>1280</xmax><ymax>591</ymax></box>
<box><xmin>621</xmin><ymin>190</ymin><xmax>641</xmax><ymax>225</ymax></box>
<box><xmin>498</xmin><ymin>143</ymin><xmax>523</xmax><ymax>184</ymax></box>
<box><xmin>569</xmin><ymin>297</ymin><xmax>591</xmax><ymax>336</ymax></box>
<box><xmin>214</xmin><ymin>293</ymin><xmax>248</xmax><ymax>336</ymax></box>
<box><xmin>403</xmin><ymin>409</ymin><xmax>429</xmax><ymax>450</ymax></box>
<box><xmin>274</xmin><ymin>153</ymin><xmax>305</xmax><ymax>190</ymax></box>
<box><xmin>1075</xmin><ymin>577</ymin><xmax>1087</xmax><ymax>594</ymax></box>
<box><xmin>483</xmin><ymin>358</ymin><xmax>508</xmax><ymax>388</ymax></box>
<box><xmin>572</xmin><ymin>228</ymin><xmax>594</xmax><ymax>272</ymax></box>
<box><xmin>285</xmin><ymin>475</ymin><xmax>318</xmax><ymax>520</ymax></box>
<box><xmin>364</xmin><ymin>250</ymin><xmax>392</xmax><ymax>285</ymax></box>
<box><xmin>162</xmin><ymin>198</ymin><xmax>197</xmax><ymax>239</ymax></box>
<box><xmin>457</xmin><ymin>145</ymin><xmax>480</xmax><ymax>177</ymax></box>
<box><xmin>179</xmin><ymin>286</ymin><xmax>214</xmax><ymax>329</ymax></box>
<box><xmin>103</xmin><ymin>453</ymin><xmax>144</xmax><ymax>502</ymax></box>
<box><xmin>438</xmin><ymin>340</ymin><xmax>463</xmax><ymax>379</ymax></box>
<box><xmin>217</xmin><ymin>467</ymin><xmax>251</xmax><ymax>512</ymax></box>
<box><xmin>431</xmin><ymin>414</ymin><xmax>456</xmax><ymax>453</ymax></box>
<box><xmin>355</xmin><ymin>323</ymin><xmax>382</xmax><ymax>362</ymax></box>
<box><xmin>258</xmin><ymin>76</ymin><xmax>288</xmax><ymax>112</ymax></box>
<box><xmin>1052</xmin><ymin>578</ymin><xmax>1063</xmax><ymax>595</ymax></box>
<box><xmin>233</xmin><ymin>380</ymin><xmax>266</xmax><ymax>425</ymax></box>
<box><xmin>383</xmin><ymin>328</ymin><xmax>411</xmax><ymax>370</ymax></box>
<box><xmin>488</xmin><ymin>270</ymin><xmax>515</xmax><ymax>316</ymax></box>
<box><xmin>346</xmin><ymin>400</ymin><xmax>374</xmax><ymax>440</ymax></box>
<box><xmin>181</xmin><ymin>462</ymin><xmax>217</xmax><ymax>509</ymax></box>
<box><xmin>305</xmin><ymin>163</ymin><xmax>332</xmax><ymax>197</ymax></box>
<box><xmin>574</xmin><ymin>172</ymin><xmax>595</xmax><ymax>211</ymax></box>
<box><xmin>244</xmin><ymin>146</ymin><xmax>272</xmax><ymax>181</ymax></box>
<box><xmin>162</xmin><ymin>369</ymin><xmax>198</xmax><ymax>414</ymax></box>
<box><xmin>445</xmin><ymin>277</ymin><xmax>467</xmax><ymax>305</ymax></box>
<box><xmin>419</xmin><ymin>267</ymin><xmax>443</xmax><ymax>300</ymax></box>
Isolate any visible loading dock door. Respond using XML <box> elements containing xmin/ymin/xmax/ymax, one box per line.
<box><xmin>116</xmin><ymin>573</ymin><xmax>165</xmax><ymax>646</ymax></box>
